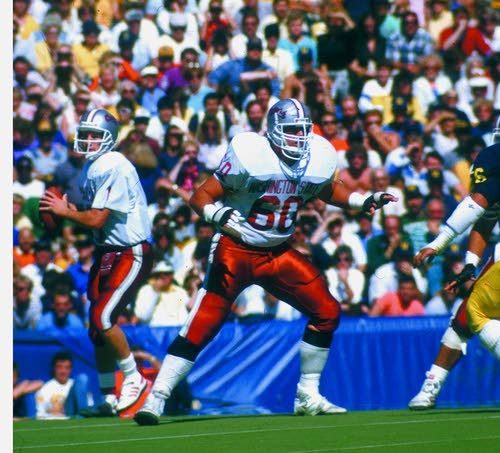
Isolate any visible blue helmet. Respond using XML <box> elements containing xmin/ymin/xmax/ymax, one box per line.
<box><xmin>266</xmin><ymin>98</ymin><xmax>313</xmax><ymax>161</ymax></box>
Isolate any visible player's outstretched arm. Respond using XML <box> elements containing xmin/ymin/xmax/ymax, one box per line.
<box><xmin>190</xmin><ymin>175</ymin><xmax>245</xmax><ymax>237</ymax></box>
<box><xmin>413</xmin><ymin>192</ymin><xmax>489</xmax><ymax>268</ymax></box>
<box><xmin>319</xmin><ymin>179</ymin><xmax>398</xmax><ymax>215</ymax></box>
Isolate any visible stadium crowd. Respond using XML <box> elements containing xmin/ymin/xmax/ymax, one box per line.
<box><xmin>13</xmin><ymin>0</ymin><xmax>500</xmax><ymax>333</ymax></box>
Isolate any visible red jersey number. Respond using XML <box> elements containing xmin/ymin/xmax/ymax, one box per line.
<box><xmin>247</xmin><ymin>195</ymin><xmax>301</xmax><ymax>232</ymax></box>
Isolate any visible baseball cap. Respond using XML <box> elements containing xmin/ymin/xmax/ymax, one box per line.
<box><xmin>34</xmin><ymin>240</ymin><xmax>52</xmax><ymax>253</ymax></box>
<box><xmin>81</xmin><ymin>20</ymin><xmax>100</xmax><ymax>36</ymax></box>
<box><xmin>15</xmin><ymin>156</ymin><xmax>33</xmax><ymax>171</ymax></box>
<box><xmin>170</xmin><ymin>12</ymin><xmax>188</xmax><ymax>28</ymax></box>
<box><xmin>125</xmin><ymin>9</ymin><xmax>144</xmax><ymax>22</ymax></box>
<box><xmin>427</xmin><ymin>169</ymin><xmax>444</xmax><ymax>186</ymax></box>
<box><xmin>158</xmin><ymin>45</ymin><xmax>174</xmax><ymax>59</ymax></box>
<box><xmin>444</xmin><ymin>243</ymin><xmax>463</xmax><ymax>261</ymax></box>
<box><xmin>118</xmin><ymin>30</ymin><xmax>137</xmax><ymax>50</ymax></box>
<box><xmin>140</xmin><ymin>65</ymin><xmax>159</xmax><ymax>77</ymax></box>
<box><xmin>405</xmin><ymin>185</ymin><xmax>423</xmax><ymax>200</ymax></box>
<box><xmin>264</xmin><ymin>23</ymin><xmax>280</xmax><ymax>39</ymax></box>
<box><xmin>134</xmin><ymin>107</ymin><xmax>151</xmax><ymax>124</ymax></box>
<box><xmin>469</xmin><ymin>76</ymin><xmax>489</xmax><ymax>88</ymax></box>
<box><xmin>151</xmin><ymin>261</ymin><xmax>174</xmax><ymax>275</ymax></box>
<box><xmin>246</xmin><ymin>37</ymin><xmax>263</xmax><ymax>51</ymax></box>
<box><xmin>298</xmin><ymin>47</ymin><xmax>313</xmax><ymax>63</ymax></box>
<box><xmin>394</xmin><ymin>241</ymin><xmax>413</xmax><ymax>260</ymax></box>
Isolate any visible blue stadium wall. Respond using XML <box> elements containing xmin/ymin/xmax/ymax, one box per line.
<box><xmin>14</xmin><ymin>317</ymin><xmax>499</xmax><ymax>413</ymax></box>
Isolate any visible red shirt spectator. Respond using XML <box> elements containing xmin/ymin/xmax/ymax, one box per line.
<box><xmin>370</xmin><ymin>277</ymin><xmax>425</xmax><ymax>316</ymax></box>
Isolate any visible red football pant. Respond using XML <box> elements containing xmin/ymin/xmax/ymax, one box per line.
<box><xmin>181</xmin><ymin>235</ymin><xmax>341</xmax><ymax>348</ymax></box>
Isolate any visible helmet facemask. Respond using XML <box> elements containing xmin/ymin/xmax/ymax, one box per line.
<box><xmin>74</xmin><ymin>125</ymin><xmax>115</xmax><ymax>160</ymax></box>
<box><xmin>269</xmin><ymin>119</ymin><xmax>313</xmax><ymax>161</ymax></box>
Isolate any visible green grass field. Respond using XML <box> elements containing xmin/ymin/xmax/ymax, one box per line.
<box><xmin>13</xmin><ymin>408</ymin><xmax>500</xmax><ymax>453</ymax></box>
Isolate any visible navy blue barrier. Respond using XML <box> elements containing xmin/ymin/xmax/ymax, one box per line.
<box><xmin>13</xmin><ymin>317</ymin><xmax>499</xmax><ymax>413</ymax></box>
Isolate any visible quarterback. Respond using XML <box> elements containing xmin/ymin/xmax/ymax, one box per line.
<box><xmin>411</xmin><ymin>117</ymin><xmax>500</xmax><ymax>409</ymax></box>
<box><xmin>134</xmin><ymin>98</ymin><xmax>397</xmax><ymax>425</ymax></box>
<box><xmin>40</xmin><ymin>109</ymin><xmax>154</xmax><ymax>415</ymax></box>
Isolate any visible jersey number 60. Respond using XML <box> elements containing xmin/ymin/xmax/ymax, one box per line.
<box><xmin>247</xmin><ymin>195</ymin><xmax>301</xmax><ymax>232</ymax></box>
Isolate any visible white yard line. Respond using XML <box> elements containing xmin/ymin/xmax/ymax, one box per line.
<box><xmin>14</xmin><ymin>415</ymin><xmax>500</xmax><ymax>450</ymax></box>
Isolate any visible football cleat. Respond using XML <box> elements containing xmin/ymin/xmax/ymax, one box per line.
<box><xmin>134</xmin><ymin>392</ymin><xmax>165</xmax><ymax>426</ymax></box>
<box><xmin>116</xmin><ymin>373</ymin><xmax>147</xmax><ymax>412</ymax></box>
<box><xmin>294</xmin><ymin>386</ymin><xmax>347</xmax><ymax>415</ymax></box>
<box><xmin>408</xmin><ymin>372</ymin><xmax>443</xmax><ymax>410</ymax></box>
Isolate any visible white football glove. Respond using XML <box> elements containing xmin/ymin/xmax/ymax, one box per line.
<box><xmin>203</xmin><ymin>204</ymin><xmax>245</xmax><ymax>238</ymax></box>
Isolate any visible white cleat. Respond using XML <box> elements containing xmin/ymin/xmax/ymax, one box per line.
<box><xmin>116</xmin><ymin>373</ymin><xmax>147</xmax><ymax>412</ymax></box>
<box><xmin>294</xmin><ymin>386</ymin><xmax>347</xmax><ymax>415</ymax></box>
<box><xmin>134</xmin><ymin>392</ymin><xmax>166</xmax><ymax>426</ymax></box>
<box><xmin>408</xmin><ymin>372</ymin><xmax>442</xmax><ymax>410</ymax></box>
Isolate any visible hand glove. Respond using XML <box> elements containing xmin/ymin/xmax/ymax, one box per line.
<box><xmin>450</xmin><ymin>263</ymin><xmax>476</xmax><ymax>287</ymax></box>
<box><xmin>362</xmin><ymin>192</ymin><xmax>394</xmax><ymax>213</ymax></box>
<box><xmin>204</xmin><ymin>205</ymin><xmax>245</xmax><ymax>237</ymax></box>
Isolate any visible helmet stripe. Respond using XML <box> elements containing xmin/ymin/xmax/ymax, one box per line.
<box><xmin>289</xmin><ymin>98</ymin><xmax>303</xmax><ymax>118</ymax></box>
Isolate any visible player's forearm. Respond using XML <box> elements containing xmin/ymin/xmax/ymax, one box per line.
<box><xmin>426</xmin><ymin>193</ymin><xmax>488</xmax><ymax>253</ymax></box>
<box><xmin>466</xmin><ymin>216</ymin><xmax>497</xmax><ymax>265</ymax></box>
<box><xmin>189</xmin><ymin>176</ymin><xmax>225</xmax><ymax>218</ymax></box>
<box><xmin>61</xmin><ymin>208</ymin><xmax>110</xmax><ymax>229</ymax></box>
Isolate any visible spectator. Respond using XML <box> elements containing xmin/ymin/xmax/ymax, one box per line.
<box><xmin>53</xmin><ymin>144</ymin><xmax>87</xmax><ymax>209</ymax></box>
<box><xmin>196</xmin><ymin>114</ymin><xmax>227</xmax><ymax>171</ymax></box>
<box><xmin>184</xmin><ymin>66</ymin><xmax>214</xmax><ymax>115</ymax></box>
<box><xmin>317</xmin><ymin>8</ymin><xmax>356</xmax><ymax>100</ymax></box>
<box><xmin>35</xmin><ymin>13</ymin><xmax>63</xmax><ymax>75</ymax></box>
<box><xmin>59</xmin><ymin>89</ymin><xmax>92</xmax><ymax>142</ymax></box>
<box><xmin>21</xmin><ymin>240</ymin><xmax>63</xmax><ymax>303</ymax></box>
<box><xmin>236</xmin><ymin>99</ymin><xmax>266</xmax><ymax>135</ymax></box>
<box><xmin>90</xmin><ymin>63</ymin><xmax>121</xmax><ymax>109</ymax></box>
<box><xmin>14</xmin><ymin>0</ymin><xmax>39</xmax><ymax>40</ymax></box>
<box><xmin>337</xmin><ymin>143</ymin><xmax>372</xmax><ymax>194</ymax></box>
<box><xmin>146</xmin><ymin>96</ymin><xmax>188</xmax><ymax>149</ymax></box>
<box><xmin>35</xmin><ymin>351</ymin><xmax>90</xmax><ymax>419</ymax></box>
<box><xmin>161</xmin><ymin>47</ymin><xmax>200</xmax><ymax>92</ymax></box>
<box><xmin>259</xmin><ymin>0</ymin><xmax>289</xmax><ymax>41</ymax></box>
<box><xmin>168</xmin><ymin>140</ymin><xmax>207</xmax><ymax>192</ymax></box>
<box><xmin>424</xmin><ymin>151</ymin><xmax>466</xmax><ymax>202</ymax></box>
<box><xmin>13</xmin><ymin>274</ymin><xmax>41</xmax><ymax>330</ymax></box>
<box><xmin>349</xmin><ymin>12</ymin><xmax>387</xmax><ymax>98</ymax></box>
<box><xmin>230</xmin><ymin>11</ymin><xmax>263</xmax><ymax>60</ymax></box>
<box><xmin>370</xmin><ymin>167</ymin><xmax>406</xmax><ymax>230</ymax></box>
<box><xmin>438</xmin><ymin>7</ymin><xmax>491</xmax><ymax>59</ymax></box>
<box><xmin>314</xmin><ymin>111</ymin><xmax>348</xmax><ymax>152</ymax></box>
<box><xmin>366</xmin><ymin>215</ymin><xmax>412</xmax><ymax>277</ymax></box>
<box><xmin>401</xmin><ymin>185</ymin><xmax>426</xmax><ymax>225</ymax></box>
<box><xmin>368</xmin><ymin>241</ymin><xmax>427</xmax><ymax>306</ymax></box>
<box><xmin>137</xmin><ymin>65</ymin><xmax>163</xmax><ymax>116</ymax></box>
<box><xmin>311</xmin><ymin>213</ymin><xmax>367</xmax><ymax>273</ymax></box>
<box><xmin>37</xmin><ymin>288</ymin><xmax>85</xmax><ymax>331</ymax></box>
<box><xmin>13</xmin><ymin>156</ymin><xmax>45</xmax><ymax>200</ymax></box>
<box><xmin>208</xmin><ymin>37</ymin><xmax>280</xmax><ymax>108</ymax></box>
<box><xmin>385</xmin><ymin>11</ymin><xmax>435</xmax><ymax>76</ymax></box>
<box><xmin>157</xmin><ymin>12</ymin><xmax>201</xmax><ymax>64</ymax></box>
<box><xmin>358</xmin><ymin>59</ymin><xmax>393</xmax><ymax>114</ymax></box>
<box><xmin>426</xmin><ymin>0</ymin><xmax>453</xmax><ymax>43</ymax></box>
<box><xmin>156</xmin><ymin>0</ymin><xmax>200</xmax><ymax>46</ymax></box>
<box><xmin>133</xmin><ymin>261</ymin><xmax>190</xmax><ymax>326</ymax></box>
<box><xmin>13</xmin><ymin>361</ymin><xmax>43</xmax><ymax>419</ymax></box>
<box><xmin>73</xmin><ymin>20</ymin><xmax>110</xmax><ymax>80</ymax></box>
<box><xmin>324</xmin><ymin>245</ymin><xmax>367</xmax><ymax>316</ymax></box>
<box><xmin>369</xmin><ymin>275</ymin><xmax>425</xmax><ymax>317</ymax></box>
<box><xmin>66</xmin><ymin>236</ymin><xmax>95</xmax><ymax>308</ymax></box>
<box><xmin>200</xmin><ymin>0</ymin><xmax>234</xmax><ymax>50</ymax></box>
<box><xmin>13</xmin><ymin>227</ymin><xmax>36</xmax><ymax>269</ymax></box>
<box><xmin>362</xmin><ymin>109</ymin><xmax>398</xmax><ymax>163</ymax></box>
<box><xmin>478</xmin><ymin>9</ymin><xmax>500</xmax><ymax>53</ymax></box>
<box><xmin>262</xmin><ymin>23</ymin><xmax>294</xmax><ymax>87</ymax></box>
<box><xmin>279</xmin><ymin>10</ymin><xmax>317</xmax><ymax>72</ymax></box>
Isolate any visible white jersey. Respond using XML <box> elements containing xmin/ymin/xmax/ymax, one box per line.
<box><xmin>35</xmin><ymin>378</ymin><xmax>74</xmax><ymax>419</ymax></box>
<box><xmin>79</xmin><ymin>152</ymin><xmax>152</xmax><ymax>247</ymax></box>
<box><xmin>214</xmin><ymin>132</ymin><xmax>337</xmax><ymax>247</ymax></box>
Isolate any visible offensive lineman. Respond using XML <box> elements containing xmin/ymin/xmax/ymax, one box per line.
<box><xmin>411</xmin><ymin>116</ymin><xmax>500</xmax><ymax>409</ymax></box>
<box><xmin>40</xmin><ymin>109</ymin><xmax>154</xmax><ymax>415</ymax></box>
<box><xmin>134</xmin><ymin>98</ymin><xmax>397</xmax><ymax>425</ymax></box>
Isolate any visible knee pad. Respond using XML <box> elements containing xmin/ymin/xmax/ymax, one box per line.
<box><xmin>88</xmin><ymin>326</ymin><xmax>106</xmax><ymax>346</ymax></box>
<box><xmin>441</xmin><ymin>326</ymin><xmax>468</xmax><ymax>354</ymax></box>
<box><xmin>478</xmin><ymin>320</ymin><xmax>500</xmax><ymax>360</ymax></box>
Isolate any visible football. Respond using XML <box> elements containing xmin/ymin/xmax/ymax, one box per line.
<box><xmin>39</xmin><ymin>186</ymin><xmax>63</xmax><ymax>231</ymax></box>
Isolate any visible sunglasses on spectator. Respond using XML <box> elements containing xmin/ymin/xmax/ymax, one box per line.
<box><xmin>169</xmin><ymin>133</ymin><xmax>183</xmax><ymax>139</ymax></box>
<box><xmin>119</xmin><ymin>107</ymin><xmax>132</xmax><ymax>114</ymax></box>
<box><xmin>365</xmin><ymin>120</ymin><xmax>381</xmax><ymax>126</ymax></box>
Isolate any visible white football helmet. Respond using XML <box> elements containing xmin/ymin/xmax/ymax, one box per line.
<box><xmin>493</xmin><ymin>115</ymin><xmax>500</xmax><ymax>144</ymax></box>
<box><xmin>74</xmin><ymin>109</ymin><xmax>119</xmax><ymax>160</ymax></box>
<box><xmin>267</xmin><ymin>98</ymin><xmax>313</xmax><ymax>161</ymax></box>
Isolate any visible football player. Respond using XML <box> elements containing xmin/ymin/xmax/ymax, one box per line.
<box><xmin>40</xmin><ymin>109</ymin><xmax>154</xmax><ymax>415</ymax></box>
<box><xmin>410</xmin><ymin>116</ymin><xmax>500</xmax><ymax>409</ymax></box>
<box><xmin>134</xmin><ymin>98</ymin><xmax>397</xmax><ymax>425</ymax></box>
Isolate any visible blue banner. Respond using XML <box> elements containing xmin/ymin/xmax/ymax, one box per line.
<box><xmin>13</xmin><ymin>317</ymin><xmax>500</xmax><ymax>413</ymax></box>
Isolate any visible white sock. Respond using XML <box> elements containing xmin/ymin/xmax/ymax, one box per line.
<box><xmin>428</xmin><ymin>364</ymin><xmax>449</xmax><ymax>382</ymax></box>
<box><xmin>152</xmin><ymin>354</ymin><xmax>194</xmax><ymax>399</ymax></box>
<box><xmin>479</xmin><ymin>320</ymin><xmax>500</xmax><ymax>360</ymax></box>
<box><xmin>117</xmin><ymin>353</ymin><xmax>138</xmax><ymax>378</ymax></box>
<box><xmin>298</xmin><ymin>341</ymin><xmax>330</xmax><ymax>394</ymax></box>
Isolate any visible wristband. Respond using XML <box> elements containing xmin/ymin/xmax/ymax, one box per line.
<box><xmin>348</xmin><ymin>192</ymin><xmax>367</xmax><ymax>209</ymax></box>
<box><xmin>465</xmin><ymin>251</ymin><xmax>481</xmax><ymax>267</ymax></box>
<box><xmin>203</xmin><ymin>204</ymin><xmax>219</xmax><ymax>223</ymax></box>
